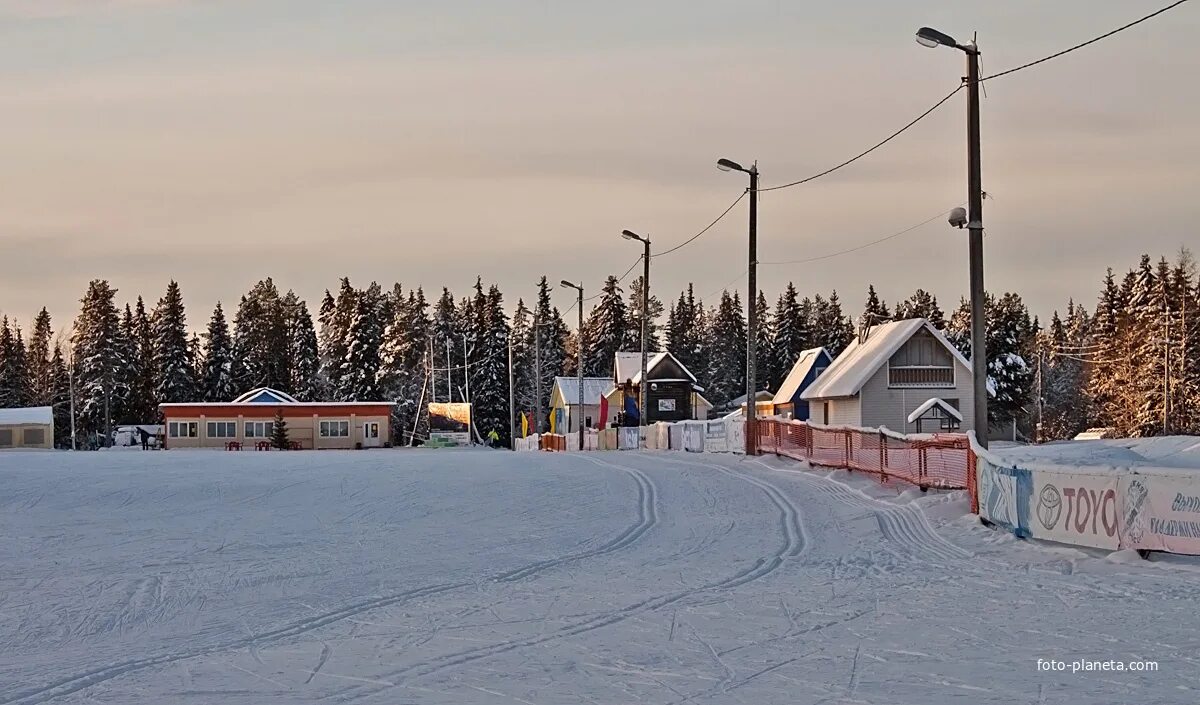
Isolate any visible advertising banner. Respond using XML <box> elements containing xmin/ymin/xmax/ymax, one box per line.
<box><xmin>705</xmin><ymin>421</ymin><xmax>729</xmax><ymax>453</ymax></box>
<box><xmin>976</xmin><ymin>458</ymin><xmax>1032</xmax><ymax>537</ymax></box>
<box><xmin>428</xmin><ymin>403</ymin><xmax>472</xmax><ymax>446</ymax></box>
<box><xmin>1028</xmin><ymin>471</ymin><xmax>1121</xmax><ymax>550</ymax></box>
<box><xmin>619</xmin><ymin>427</ymin><xmax>640</xmax><ymax>450</ymax></box>
<box><xmin>1117</xmin><ymin>474</ymin><xmax>1200</xmax><ymax>555</ymax></box>
<box><xmin>669</xmin><ymin>423</ymin><xmax>684</xmax><ymax>451</ymax></box>
<box><xmin>683</xmin><ymin>422</ymin><xmax>704</xmax><ymax>453</ymax></box>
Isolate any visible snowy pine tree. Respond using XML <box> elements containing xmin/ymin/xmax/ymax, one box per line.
<box><xmin>858</xmin><ymin>285</ymin><xmax>891</xmax><ymax>328</ymax></box>
<box><xmin>27</xmin><ymin>308</ymin><xmax>54</xmax><ymax>407</ymax></box>
<box><xmin>471</xmin><ymin>285</ymin><xmax>511</xmax><ymax>444</ymax></box>
<box><xmin>200</xmin><ymin>302</ymin><xmax>236</xmax><ymax>402</ymax></box>
<box><xmin>706</xmin><ymin>291</ymin><xmax>747</xmax><ymax>407</ymax></box>
<box><xmin>894</xmin><ymin>289</ymin><xmax>945</xmax><ymax>328</ymax></box>
<box><xmin>0</xmin><ymin>317</ymin><xmax>29</xmax><ymax>408</ymax></box>
<box><xmin>667</xmin><ymin>284</ymin><xmax>704</xmax><ymax>383</ymax></box>
<box><xmin>50</xmin><ymin>343</ymin><xmax>71</xmax><ymax>448</ymax></box>
<box><xmin>151</xmin><ymin>280</ymin><xmax>196</xmax><ymax>407</ymax></box>
<box><xmin>232</xmin><ymin>278</ymin><xmax>291</xmax><ymax>393</ymax></box>
<box><xmin>344</xmin><ymin>282</ymin><xmax>385</xmax><ymax>401</ymax></box>
<box><xmin>625</xmin><ymin>276</ymin><xmax>664</xmax><ymax>355</ymax></box>
<box><xmin>129</xmin><ymin>297</ymin><xmax>157</xmax><ymax>420</ymax></box>
<box><xmin>71</xmin><ymin>280</ymin><xmax>123</xmax><ymax>443</ymax></box>
<box><xmin>581</xmin><ymin>276</ymin><xmax>628</xmax><ymax>377</ymax></box>
<box><xmin>284</xmin><ymin>291</ymin><xmax>321</xmax><ymax>400</ymax></box>
<box><xmin>770</xmin><ymin>283</ymin><xmax>811</xmax><ymax>390</ymax></box>
<box><xmin>755</xmin><ymin>290</ymin><xmax>774</xmax><ymax>392</ymax></box>
<box><xmin>530</xmin><ymin>277</ymin><xmax>569</xmax><ymax>432</ymax></box>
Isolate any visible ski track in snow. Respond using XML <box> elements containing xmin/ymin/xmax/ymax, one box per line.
<box><xmin>2</xmin><ymin>449</ymin><xmax>1199</xmax><ymax>704</ymax></box>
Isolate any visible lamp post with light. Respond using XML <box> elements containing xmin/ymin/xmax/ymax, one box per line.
<box><xmin>621</xmin><ymin>229</ymin><xmax>651</xmax><ymax>427</ymax></box>
<box><xmin>717</xmin><ymin>158</ymin><xmax>759</xmax><ymax>455</ymax></box>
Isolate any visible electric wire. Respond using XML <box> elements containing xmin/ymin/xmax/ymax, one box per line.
<box><xmin>652</xmin><ymin>190</ymin><xmax>748</xmax><ymax>258</ymax></box>
<box><xmin>979</xmin><ymin>0</ymin><xmax>1192</xmax><ymax>83</ymax></box>
<box><xmin>758</xmin><ymin>206</ymin><xmax>961</xmax><ymax>265</ymax></box>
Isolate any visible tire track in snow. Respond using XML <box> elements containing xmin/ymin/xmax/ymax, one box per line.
<box><xmin>332</xmin><ymin>452</ymin><xmax>808</xmax><ymax>698</ymax></box>
<box><xmin>493</xmin><ymin>457</ymin><xmax>658</xmax><ymax>582</ymax></box>
<box><xmin>748</xmin><ymin>458</ymin><xmax>971</xmax><ymax>563</ymax></box>
<box><xmin>4</xmin><ymin>454</ymin><xmax>657</xmax><ymax>704</ymax></box>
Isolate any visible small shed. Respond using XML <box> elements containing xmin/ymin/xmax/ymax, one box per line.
<box><xmin>0</xmin><ymin>406</ymin><xmax>54</xmax><ymax>449</ymax></box>
<box><xmin>550</xmin><ymin>377</ymin><xmax>613</xmax><ymax>433</ymax></box>
<box><xmin>772</xmin><ymin>347</ymin><xmax>832</xmax><ymax>420</ymax></box>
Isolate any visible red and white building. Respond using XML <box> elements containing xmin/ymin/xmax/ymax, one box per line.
<box><xmin>159</xmin><ymin>388</ymin><xmax>393</xmax><ymax>450</ymax></box>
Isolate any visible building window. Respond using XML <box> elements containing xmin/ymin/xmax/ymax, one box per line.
<box><xmin>0</xmin><ymin>429</ymin><xmax>12</xmax><ymax>447</ymax></box>
<box><xmin>888</xmin><ymin>331</ymin><xmax>954</xmax><ymax>388</ymax></box>
<box><xmin>206</xmin><ymin>421</ymin><xmax>236</xmax><ymax>438</ymax></box>
<box><xmin>168</xmin><ymin>422</ymin><xmax>198</xmax><ymax>438</ymax></box>
<box><xmin>23</xmin><ymin>428</ymin><xmax>45</xmax><ymax>446</ymax></box>
<box><xmin>319</xmin><ymin>420</ymin><xmax>349</xmax><ymax>438</ymax></box>
<box><xmin>245</xmin><ymin>421</ymin><xmax>275</xmax><ymax>438</ymax></box>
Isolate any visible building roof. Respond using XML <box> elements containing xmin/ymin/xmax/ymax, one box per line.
<box><xmin>0</xmin><ymin>406</ymin><xmax>53</xmax><ymax>425</ymax></box>
<box><xmin>906</xmin><ymin>397</ymin><xmax>963</xmax><ymax>424</ymax></box>
<box><xmin>801</xmin><ymin>318</ymin><xmax>970</xmax><ymax>400</ymax></box>
<box><xmin>160</xmin><ymin>387</ymin><xmax>393</xmax><ymax>408</ymax></box>
<box><xmin>692</xmin><ymin>391</ymin><xmax>714</xmax><ymax>409</ymax></box>
<box><xmin>772</xmin><ymin>347</ymin><xmax>831</xmax><ymax>404</ymax></box>
<box><xmin>552</xmin><ymin>377</ymin><xmax>614</xmax><ymax>406</ymax></box>
<box><xmin>614</xmin><ymin>351</ymin><xmax>698</xmax><ymax>385</ymax></box>
<box><xmin>231</xmin><ymin>387</ymin><xmax>301</xmax><ymax>404</ymax></box>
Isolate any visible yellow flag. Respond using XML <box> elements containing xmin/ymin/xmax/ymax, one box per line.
<box><xmin>549</xmin><ymin>408</ymin><xmax>557</xmax><ymax>434</ymax></box>
<box><xmin>521</xmin><ymin>412</ymin><xmax>529</xmax><ymax>438</ymax></box>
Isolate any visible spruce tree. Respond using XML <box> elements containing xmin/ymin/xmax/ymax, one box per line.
<box><xmin>379</xmin><ymin>285</ymin><xmax>431</xmax><ymax>445</ymax></box>
<box><xmin>471</xmin><ymin>285</ymin><xmax>511</xmax><ymax>444</ymax></box>
<box><xmin>27</xmin><ymin>308</ymin><xmax>54</xmax><ymax>407</ymax></box>
<box><xmin>201</xmin><ymin>302</ymin><xmax>236</xmax><ymax>402</ymax></box>
<box><xmin>625</xmin><ymin>276</ymin><xmax>664</xmax><ymax>354</ymax></box>
<box><xmin>232</xmin><ymin>278</ymin><xmax>291</xmax><ymax>393</ymax></box>
<box><xmin>706</xmin><ymin>291</ymin><xmax>747</xmax><ymax>407</ymax></box>
<box><xmin>894</xmin><ymin>289</ymin><xmax>945</xmax><ymax>327</ymax></box>
<box><xmin>284</xmin><ymin>292</ymin><xmax>321</xmax><ymax>400</ymax></box>
<box><xmin>0</xmin><ymin>317</ymin><xmax>29</xmax><ymax>408</ymax></box>
<box><xmin>151</xmin><ymin>280</ymin><xmax>196</xmax><ymax>407</ymax></box>
<box><xmin>72</xmin><ymin>280</ymin><xmax>123</xmax><ymax>442</ymax></box>
<box><xmin>859</xmin><ymin>285</ymin><xmax>890</xmax><ymax>328</ymax></box>
<box><xmin>270</xmin><ymin>408</ymin><xmax>290</xmax><ymax>449</ymax></box>
<box><xmin>530</xmin><ymin>277</ymin><xmax>568</xmax><ymax>431</ymax></box>
<box><xmin>50</xmin><ymin>343</ymin><xmax>71</xmax><ymax>447</ymax></box>
<box><xmin>510</xmin><ymin>298</ymin><xmax>536</xmax><ymax>418</ymax></box>
<box><xmin>132</xmin><ymin>297</ymin><xmax>157</xmax><ymax>420</ymax></box>
<box><xmin>667</xmin><ymin>284</ymin><xmax>704</xmax><ymax>381</ymax></box>
<box><xmin>431</xmin><ymin>287</ymin><xmax>461</xmax><ymax>403</ymax></box>
<box><xmin>345</xmin><ymin>282</ymin><xmax>385</xmax><ymax>400</ymax></box>
<box><xmin>770</xmin><ymin>283</ymin><xmax>810</xmax><ymax>389</ymax></box>
<box><xmin>581</xmin><ymin>275</ymin><xmax>628</xmax><ymax>377</ymax></box>
<box><xmin>755</xmin><ymin>290</ymin><xmax>774</xmax><ymax>392</ymax></box>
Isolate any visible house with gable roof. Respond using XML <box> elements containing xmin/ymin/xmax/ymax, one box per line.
<box><xmin>800</xmin><ymin>319</ymin><xmax>975</xmax><ymax>434</ymax></box>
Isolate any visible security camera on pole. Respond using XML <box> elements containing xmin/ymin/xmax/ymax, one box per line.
<box><xmin>917</xmin><ymin>26</ymin><xmax>989</xmax><ymax>448</ymax></box>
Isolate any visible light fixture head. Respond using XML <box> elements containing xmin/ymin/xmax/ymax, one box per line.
<box><xmin>560</xmin><ymin>280</ymin><xmax>575</xmax><ymax>289</ymax></box>
<box><xmin>717</xmin><ymin>158</ymin><xmax>744</xmax><ymax>173</ymax></box>
<box><xmin>621</xmin><ymin>229</ymin><xmax>640</xmax><ymax>241</ymax></box>
<box><xmin>916</xmin><ymin>26</ymin><xmax>958</xmax><ymax>49</ymax></box>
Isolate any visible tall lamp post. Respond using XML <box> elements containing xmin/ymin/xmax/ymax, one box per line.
<box><xmin>717</xmin><ymin>157</ymin><xmax>759</xmax><ymax>456</ymax></box>
<box><xmin>621</xmin><ymin>229</ymin><xmax>651</xmax><ymax>427</ymax></box>
<box><xmin>916</xmin><ymin>26</ymin><xmax>988</xmax><ymax>448</ymax></box>
<box><xmin>560</xmin><ymin>280</ymin><xmax>585</xmax><ymax>451</ymax></box>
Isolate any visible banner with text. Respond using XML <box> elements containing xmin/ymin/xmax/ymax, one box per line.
<box><xmin>1118</xmin><ymin>474</ymin><xmax>1200</xmax><ymax>555</ymax></box>
<box><xmin>1028</xmin><ymin>471</ymin><xmax>1121</xmax><ymax>550</ymax></box>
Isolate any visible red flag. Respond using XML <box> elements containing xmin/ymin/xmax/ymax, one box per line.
<box><xmin>598</xmin><ymin>394</ymin><xmax>609</xmax><ymax>430</ymax></box>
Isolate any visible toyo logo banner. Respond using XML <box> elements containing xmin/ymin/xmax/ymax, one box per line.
<box><xmin>1029</xmin><ymin>471</ymin><xmax>1120</xmax><ymax>550</ymax></box>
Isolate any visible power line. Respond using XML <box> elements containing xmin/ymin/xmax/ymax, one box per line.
<box><xmin>701</xmin><ymin>269</ymin><xmax>748</xmax><ymax>302</ymax></box>
<box><xmin>758</xmin><ymin>205</ymin><xmax>960</xmax><ymax>266</ymax></box>
<box><xmin>581</xmin><ymin>255</ymin><xmax>642</xmax><ymax>303</ymax></box>
<box><xmin>652</xmin><ymin>190</ymin><xmax>748</xmax><ymax>258</ymax></box>
<box><xmin>759</xmin><ymin>85</ymin><xmax>963</xmax><ymax>193</ymax></box>
<box><xmin>980</xmin><ymin>0</ymin><xmax>1192</xmax><ymax>83</ymax></box>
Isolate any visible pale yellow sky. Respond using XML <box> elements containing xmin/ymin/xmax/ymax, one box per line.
<box><xmin>1</xmin><ymin>0</ymin><xmax>1198</xmax><ymax>331</ymax></box>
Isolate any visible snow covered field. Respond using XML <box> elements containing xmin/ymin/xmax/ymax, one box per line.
<box><xmin>2</xmin><ymin>449</ymin><xmax>1199</xmax><ymax>704</ymax></box>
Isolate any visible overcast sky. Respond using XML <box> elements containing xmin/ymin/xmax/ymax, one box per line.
<box><xmin>1</xmin><ymin>0</ymin><xmax>1198</xmax><ymax>333</ymax></box>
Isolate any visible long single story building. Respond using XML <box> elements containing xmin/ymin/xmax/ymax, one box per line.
<box><xmin>0</xmin><ymin>406</ymin><xmax>54</xmax><ymax>449</ymax></box>
<box><xmin>159</xmin><ymin>387</ymin><xmax>393</xmax><ymax>450</ymax></box>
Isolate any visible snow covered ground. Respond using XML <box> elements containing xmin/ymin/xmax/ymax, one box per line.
<box><xmin>2</xmin><ymin>449</ymin><xmax>1199</xmax><ymax>704</ymax></box>
<box><xmin>990</xmin><ymin>435</ymin><xmax>1200</xmax><ymax>474</ymax></box>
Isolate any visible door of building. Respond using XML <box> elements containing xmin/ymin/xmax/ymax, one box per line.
<box><xmin>362</xmin><ymin>422</ymin><xmax>382</xmax><ymax>448</ymax></box>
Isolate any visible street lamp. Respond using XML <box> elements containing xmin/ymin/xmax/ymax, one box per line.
<box><xmin>621</xmin><ymin>229</ymin><xmax>651</xmax><ymax>428</ymax></box>
<box><xmin>717</xmin><ymin>157</ymin><xmax>759</xmax><ymax>456</ymax></box>
<box><xmin>915</xmin><ymin>25</ymin><xmax>988</xmax><ymax>448</ymax></box>
<box><xmin>560</xmin><ymin>280</ymin><xmax>585</xmax><ymax>451</ymax></box>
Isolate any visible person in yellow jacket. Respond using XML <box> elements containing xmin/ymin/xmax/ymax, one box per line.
<box><xmin>487</xmin><ymin>428</ymin><xmax>500</xmax><ymax>447</ymax></box>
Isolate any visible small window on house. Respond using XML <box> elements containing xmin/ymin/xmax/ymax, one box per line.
<box><xmin>23</xmin><ymin>428</ymin><xmax>45</xmax><ymax>446</ymax></box>
<box><xmin>245</xmin><ymin>421</ymin><xmax>275</xmax><ymax>438</ymax></box>
<box><xmin>206</xmin><ymin>421</ymin><xmax>235</xmax><ymax>438</ymax></box>
<box><xmin>319</xmin><ymin>420</ymin><xmax>349</xmax><ymax>437</ymax></box>
<box><xmin>0</xmin><ymin>429</ymin><xmax>12</xmax><ymax>447</ymax></box>
<box><xmin>187</xmin><ymin>422</ymin><xmax>198</xmax><ymax>438</ymax></box>
<box><xmin>823</xmin><ymin>402</ymin><xmax>830</xmax><ymax>425</ymax></box>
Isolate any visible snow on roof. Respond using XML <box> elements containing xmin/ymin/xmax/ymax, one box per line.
<box><xmin>801</xmin><ymin>319</ymin><xmax>970</xmax><ymax>400</ymax></box>
<box><xmin>231</xmin><ymin>387</ymin><xmax>301</xmax><ymax>404</ymax></box>
<box><xmin>692</xmin><ymin>391</ymin><xmax>713</xmax><ymax>409</ymax></box>
<box><xmin>772</xmin><ymin>347</ymin><xmax>831</xmax><ymax>404</ymax></box>
<box><xmin>0</xmin><ymin>406</ymin><xmax>53</xmax><ymax>425</ymax></box>
<box><xmin>906</xmin><ymin>398</ymin><xmax>963</xmax><ymax>424</ymax></box>
<box><xmin>614</xmin><ymin>351</ymin><xmax>697</xmax><ymax>384</ymax></box>
<box><xmin>553</xmin><ymin>377</ymin><xmax>614</xmax><ymax>406</ymax></box>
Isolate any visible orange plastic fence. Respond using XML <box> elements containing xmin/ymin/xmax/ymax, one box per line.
<box><xmin>539</xmin><ymin>434</ymin><xmax>567</xmax><ymax>451</ymax></box>
<box><xmin>756</xmin><ymin>419</ymin><xmax>972</xmax><ymax>491</ymax></box>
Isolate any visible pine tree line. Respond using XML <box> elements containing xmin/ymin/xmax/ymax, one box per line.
<box><xmin>3</xmin><ymin>254</ymin><xmax>1198</xmax><ymax>447</ymax></box>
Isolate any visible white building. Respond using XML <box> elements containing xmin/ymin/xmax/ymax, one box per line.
<box><xmin>801</xmin><ymin>318</ymin><xmax>975</xmax><ymax>434</ymax></box>
<box><xmin>0</xmin><ymin>406</ymin><xmax>54</xmax><ymax>449</ymax></box>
